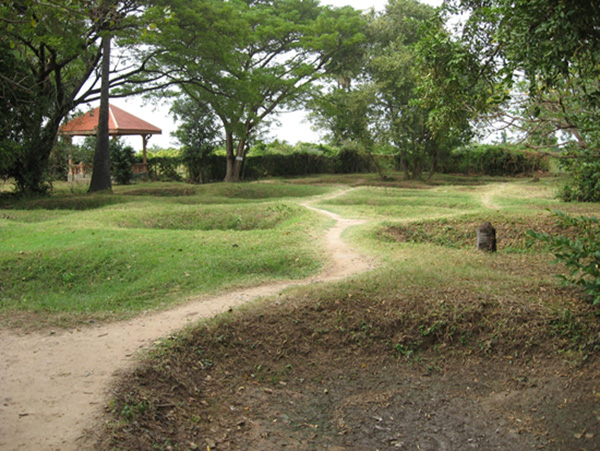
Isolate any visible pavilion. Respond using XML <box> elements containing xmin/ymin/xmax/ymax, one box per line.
<box><xmin>60</xmin><ymin>103</ymin><xmax>162</xmax><ymax>180</ymax></box>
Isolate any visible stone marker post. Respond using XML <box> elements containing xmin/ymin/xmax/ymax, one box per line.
<box><xmin>477</xmin><ymin>222</ymin><xmax>497</xmax><ymax>252</ymax></box>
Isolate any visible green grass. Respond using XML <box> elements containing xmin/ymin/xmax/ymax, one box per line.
<box><xmin>282</xmin><ymin>171</ymin><xmax>517</xmax><ymax>187</ymax></box>
<box><xmin>308</xmin><ymin>178</ymin><xmax>572</xmax><ymax>221</ymax></box>
<box><xmin>314</xmin><ymin>186</ymin><xmax>482</xmax><ymax>220</ymax></box>
<box><xmin>0</xmin><ymin>175</ymin><xmax>594</xmax><ymax>330</ymax></box>
<box><xmin>0</xmin><ymin>181</ymin><xmax>335</xmax><ymax>324</ymax></box>
<box><xmin>93</xmin><ymin>174</ymin><xmax>600</xmax><ymax>450</ymax></box>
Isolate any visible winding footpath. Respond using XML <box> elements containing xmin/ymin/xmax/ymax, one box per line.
<box><xmin>481</xmin><ymin>183</ymin><xmax>507</xmax><ymax>210</ymax></box>
<box><xmin>0</xmin><ymin>192</ymin><xmax>374</xmax><ymax>450</ymax></box>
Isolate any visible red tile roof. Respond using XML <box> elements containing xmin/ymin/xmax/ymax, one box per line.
<box><xmin>60</xmin><ymin>104</ymin><xmax>162</xmax><ymax>136</ymax></box>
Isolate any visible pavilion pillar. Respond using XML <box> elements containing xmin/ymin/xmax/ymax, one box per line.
<box><xmin>64</xmin><ymin>135</ymin><xmax>74</xmax><ymax>182</ymax></box>
<box><xmin>142</xmin><ymin>134</ymin><xmax>150</xmax><ymax>165</ymax></box>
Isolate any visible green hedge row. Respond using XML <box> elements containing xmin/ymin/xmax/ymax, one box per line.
<box><xmin>136</xmin><ymin>144</ymin><xmax>546</xmax><ymax>183</ymax></box>
<box><xmin>140</xmin><ymin>148</ymin><xmax>374</xmax><ymax>183</ymax></box>
<box><xmin>243</xmin><ymin>148</ymin><xmax>373</xmax><ymax>179</ymax></box>
<box><xmin>443</xmin><ymin>144</ymin><xmax>548</xmax><ymax>176</ymax></box>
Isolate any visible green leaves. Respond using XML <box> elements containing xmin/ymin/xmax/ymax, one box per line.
<box><xmin>136</xmin><ymin>0</ymin><xmax>366</xmax><ymax>181</ymax></box>
<box><xmin>437</xmin><ymin>0</ymin><xmax>600</xmax><ymax>198</ymax></box>
<box><xmin>528</xmin><ymin>211</ymin><xmax>600</xmax><ymax>306</ymax></box>
<box><xmin>0</xmin><ymin>0</ymin><xmax>153</xmax><ymax>193</ymax></box>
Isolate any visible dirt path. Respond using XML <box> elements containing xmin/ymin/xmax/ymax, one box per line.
<box><xmin>0</xmin><ymin>193</ymin><xmax>374</xmax><ymax>451</ymax></box>
<box><xmin>480</xmin><ymin>183</ymin><xmax>507</xmax><ymax>210</ymax></box>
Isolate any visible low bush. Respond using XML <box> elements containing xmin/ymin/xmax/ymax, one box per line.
<box><xmin>145</xmin><ymin>148</ymin><xmax>184</xmax><ymax>182</ymax></box>
<box><xmin>334</xmin><ymin>146</ymin><xmax>372</xmax><ymax>174</ymax></box>
<box><xmin>244</xmin><ymin>146</ymin><xmax>371</xmax><ymax>179</ymax></box>
<box><xmin>528</xmin><ymin>210</ymin><xmax>600</xmax><ymax>306</ymax></box>
<box><xmin>244</xmin><ymin>152</ymin><xmax>334</xmax><ymax>178</ymax></box>
<box><xmin>110</xmin><ymin>141</ymin><xmax>136</xmax><ymax>185</ymax></box>
<box><xmin>558</xmin><ymin>160</ymin><xmax>600</xmax><ymax>202</ymax></box>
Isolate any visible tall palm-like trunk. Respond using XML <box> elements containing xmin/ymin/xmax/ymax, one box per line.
<box><xmin>89</xmin><ymin>34</ymin><xmax>112</xmax><ymax>192</ymax></box>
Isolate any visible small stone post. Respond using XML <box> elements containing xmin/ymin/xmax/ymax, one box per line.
<box><xmin>477</xmin><ymin>221</ymin><xmax>497</xmax><ymax>252</ymax></box>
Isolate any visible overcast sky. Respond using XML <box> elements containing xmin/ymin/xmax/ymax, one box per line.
<box><xmin>109</xmin><ymin>0</ymin><xmax>443</xmax><ymax>149</ymax></box>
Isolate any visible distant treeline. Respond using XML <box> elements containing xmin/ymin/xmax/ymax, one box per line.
<box><xmin>52</xmin><ymin>140</ymin><xmax>549</xmax><ymax>184</ymax></box>
<box><xmin>141</xmin><ymin>143</ymin><xmax>548</xmax><ymax>183</ymax></box>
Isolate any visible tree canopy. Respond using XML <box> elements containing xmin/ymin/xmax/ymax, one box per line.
<box><xmin>309</xmin><ymin>0</ymin><xmax>476</xmax><ymax>180</ymax></box>
<box><xmin>128</xmin><ymin>0</ymin><xmax>366</xmax><ymax>182</ymax></box>
<box><xmin>0</xmin><ymin>0</ymin><xmax>146</xmax><ymax>192</ymax></box>
<box><xmin>3</xmin><ymin>0</ymin><xmax>599</xmax><ymax>192</ymax></box>
<box><xmin>432</xmin><ymin>0</ymin><xmax>600</xmax><ymax>198</ymax></box>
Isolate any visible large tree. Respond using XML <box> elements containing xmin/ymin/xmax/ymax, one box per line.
<box><xmin>432</xmin><ymin>0</ymin><xmax>600</xmax><ymax>198</ymax></box>
<box><xmin>132</xmin><ymin>0</ymin><xmax>366</xmax><ymax>182</ymax></box>
<box><xmin>171</xmin><ymin>97</ymin><xmax>221</xmax><ymax>184</ymax></box>
<box><xmin>309</xmin><ymin>85</ymin><xmax>376</xmax><ymax>149</ymax></box>
<box><xmin>88</xmin><ymin>33</ymin><xmax>113</xmax><ymax>193</ymax></box>
<box><xmin>0</xmin><ymin>0</ymin><xmax>162</xmax><ymax>193</ymax></box>
<box><xmin>310</xmin><ymin>0</ymin><xmax>472</xmax><ymax>180</ymax></box>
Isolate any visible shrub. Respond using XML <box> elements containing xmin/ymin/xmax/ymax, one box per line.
<box><xmin>195</xmin><ymin>154</ymin><xmax>226</xmax><ymax>182</ymax></box>
<box><xmin>334</xmin><ymin>146</ymin><xmax>371</xmax><ymax>174</ymax></box>
<box><xmin>110</xmin><ymin>141</ymin><xmax>136</xmax><ymax>185</ymax></box>
<box><xmin>182</xmin><ymin>145</ymin><xmax>214</xmax><ymax>184</ymax></box>
<box><xmin>146</xmin><ymin>148</ymin><xmax>183</xmax><ymax>182</ymax></box>
<box><xmin>0</xmin><ymin>140</ymin><xmax>17</xmax><ymax>183</ymax></box>
<box><xmin>528</xmin><ymin>211</ymin><xmax>600</xmax><ymax>306</ymax></box>
<box><xmin>558</xmin><ymin>160</ymin><xmax>600</xmax><ymax>202</ymax></box>
<box><xmin>244</xmin><ymin>152</ymin><xmax>334</xmax><ymax>178</ymax></box>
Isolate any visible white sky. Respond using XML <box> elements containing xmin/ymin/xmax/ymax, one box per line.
<box><xmin>108</xmin><ymin>0</ymin><xmax>443</xmax><ymax>150</ymax></box>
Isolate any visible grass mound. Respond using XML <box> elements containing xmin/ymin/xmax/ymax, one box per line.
<box><xmin>0</xmin><ymin>222</ymin><xmax>323</xmax><ymax>321</ymax></box>
<box><xmin>114</xmin><ymin>203</ymin><xmax>298</xmax><ymax>231</ymax></box>
<box><xmin>313</xmin><ymin>186</ymin><xmax>485</xmax><ymax>221</ymax></box>
<box><xmin>119</xmin><ymin>183</ymin><xmax>331</xmax><ymax>200</ymax></box>
<box><xmin>93</xmin><ymin>177</ymin><xmax>600</xmax><ymax>450</ymax></box>
<box><xmin>382</xmin><ymin>212</ymin><xmax>576</xmax><ymax>252</ymax></box>
<box><xmin>0</xmin><ymin>193</ymin><xmax>128</xmax><ymax>211</ymax></box>
<box><xmin>98</xmin><ymin>248</ymin><xmax>600</xmax><ymax>450</ymax></box>
<box><xmin>122</xmin><ymin>187</ymin><xmax>199</xmax><ymax>197</ymax></box>
<box><xmin>0</xmin><ymin>182</ymin><xmax>333</xmax><ymax>326</ymax></box>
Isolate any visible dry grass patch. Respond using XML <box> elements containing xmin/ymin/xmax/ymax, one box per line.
<box><xmin>96</xmin><ymin>248</ymin><xmax>600</xmax><ymax>450</ymax></box>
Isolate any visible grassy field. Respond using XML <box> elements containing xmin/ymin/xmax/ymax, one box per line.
<box><xmin>3</xmin><ymin>175</ymin><xmax>600</xmax><ymax>448</ymax></box>
<box><xmin>89</xmin><ymin>174</ymin><xmax>600</xmax><ymax>450</ymax></box>
<box><xmin>2</xmin><ymin>175</ymin><xmax>596</xmax><ymax>326</ymax></box>
<box><xmin>0</xmin><ymin>181</ymin><xmax>335</xmax><ymax>326</ymax></box>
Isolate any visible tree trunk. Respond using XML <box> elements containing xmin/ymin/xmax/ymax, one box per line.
<box><xmin>367</xmin><ymin>151</ymin><xmax>388</xmax><ymax>181</ymax></box>
<box><xmin>409</xmin><ymin>156</ymin><xmax>422</xmax><ymax>180</ymax></box>
<box><xmin>89</xmin><ymin>34</ymin><xmax>112</xmax><ymax>193</ymax></box>
<box><xmin>12</xmin><ymin>104</ymin><xmax>67</xmax><ymax>194</ymax></box>
<box><xmin>426</xmin><ymin>150</ymin><xmax>437</xmax><ymax>182</ymax></box>
<box><xmin>223</xmin><ymin>131</ymin><xmax>247</xmax><ymax>182</ymax></box>
<box><xmin>400</xmin><ymin>151</ymin><xmax>409</xmax><ymax>180</ymax></box>
<box><xmin>14</xmin><ymin>129</ymin><xmax>55</xmax><ymax>194</ymax></box>
<box><xmin>224</xmin><ymin>131</ymin><xmax>237</xmax><ymax>182</ymax></box>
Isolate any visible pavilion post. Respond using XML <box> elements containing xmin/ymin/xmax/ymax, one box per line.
<box><xmin>64</xmin><ymin>136</ymin><xmax>74</xmax><ymax>182</ymax></box>
<box><xmin>142</xmin><ymin>134</ymin><xmax>149</xmax><ymax>165</ymax></box>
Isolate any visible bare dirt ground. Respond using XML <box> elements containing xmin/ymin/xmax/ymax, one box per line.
<box><xmin>0</xmin><ymin>194</ymin><xmax>374</xmax><ymax>451</ymax></box>
<box><xmin>95</xmin><ymin>185</ymin><xmax>600</xmax><ymax>451</ymax></box>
